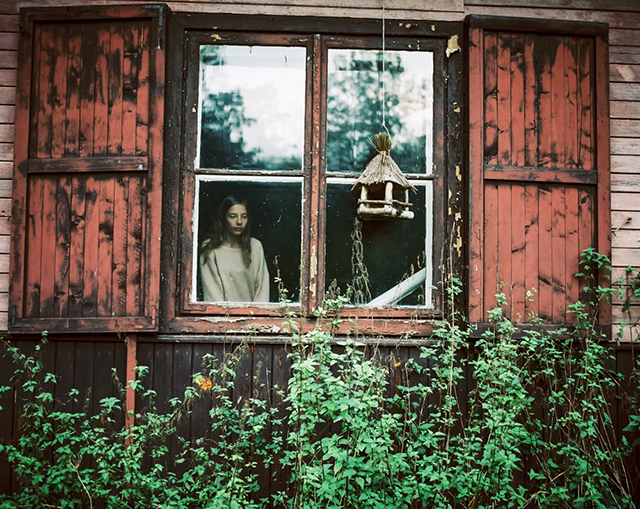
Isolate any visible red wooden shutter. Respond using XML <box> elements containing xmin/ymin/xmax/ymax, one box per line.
<box><xmin>467</xmin><ymin>16</ymin><xmax>610</xmax><ymax>326</ymax></box>
<box><xmin>9</xmin><ymin>5</ymin><xmax>166</xmax><ymax>333</ymax></box>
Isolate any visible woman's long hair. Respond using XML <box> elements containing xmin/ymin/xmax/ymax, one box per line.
<box><xmin>201</xmin><ymin>194</ymin><xmax>252</xmax><ymax>267</ymax></box>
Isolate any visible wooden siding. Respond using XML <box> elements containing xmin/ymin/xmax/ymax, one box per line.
<box><xmin>0</xmin><ymin>338</ymin><xmax>127</xmax><ymax>494</ymax></box>
<box><xmin>0</xmin><ymin>12</ymin><xmax>17</xmax><ymax>330</ymax></box>
<box><xmin>1</xmin><ymin>338</ymin><xmax>638</xmax><ymax>500</ymax></box>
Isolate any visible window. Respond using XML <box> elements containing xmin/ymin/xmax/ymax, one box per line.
<box><xmin>172</xmin><ymin>19</ymin><xmax>462</xmax><ymax>330</ymax></box>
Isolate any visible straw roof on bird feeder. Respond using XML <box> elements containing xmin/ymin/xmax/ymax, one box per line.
<box><xmin>352</xmin><ymin>133</ymin><xmax>417</xmax><ymax>192</ymax></box>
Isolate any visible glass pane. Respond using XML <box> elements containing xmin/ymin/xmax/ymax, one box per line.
<box><xmin>198</xmin><ymin>45</ymin><xmax>306</xmax><ymax>171</ymax></box>
<box><xmin>326</xmin><ymin>49</ymin><xmax>433</xmax><ymax>174</ymax></box>
<box><xmin>325</xmin><ymin>182</ymin><xmax>430</xmax><ymax>307</ymax></box>
<box><xmin>194</xmin><ymin>178</ymin><xmax>302</xmax><ymax>303</ymax></box>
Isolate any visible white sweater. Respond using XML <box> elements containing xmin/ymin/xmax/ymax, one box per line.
<box><xmin>199</xmin><ymin>237</ymin><xmax>270</xmax><ymax>303</ymax></box>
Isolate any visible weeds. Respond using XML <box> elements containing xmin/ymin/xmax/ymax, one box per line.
<box><xmin>0</xmin><ymin>251</ymin><xmax>639</xmax><ymax>508</ymax></box>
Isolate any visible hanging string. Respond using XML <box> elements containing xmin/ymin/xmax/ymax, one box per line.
<box><xmin>381</xmin><ymin>0</ymin><xmax>390</xmax><ymax>137</ymax></box>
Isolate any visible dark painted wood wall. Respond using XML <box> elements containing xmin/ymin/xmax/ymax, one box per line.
<box><xmin>1</xmin><ymin>338</ymin><xmax>639</xmax><ymax>501</ymax></box>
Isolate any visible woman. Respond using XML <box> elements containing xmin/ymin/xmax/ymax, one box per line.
<box><xmin>199</xmin><ymin>195</ymin><xmax>270</xmax><ymax>302</ymax></box>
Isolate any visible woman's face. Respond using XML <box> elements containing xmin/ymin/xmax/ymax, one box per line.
<box><xmin>225</xmin><ymin>203</ymin><xmax>248</xmax><ymax>237</ymax></box>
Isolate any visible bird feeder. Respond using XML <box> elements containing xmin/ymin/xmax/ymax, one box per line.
<box><xmin>352</xmin><ymin>133</ymin><xmax>416</xmax><ymax>220</ymax></box>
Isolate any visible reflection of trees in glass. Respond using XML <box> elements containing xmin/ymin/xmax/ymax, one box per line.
<box><xmin>199</xmin><ymin>45</ymin><xmax>304</xmax><ymax>171</ymax></box>
<box><xmin>200</xmin><ymin>91</ymin><xmax>258</xmax><ymax>169</ymax></box>
<box><xmin>326</xmin><ymin>50</ymin><xmax>428</xmax><ymax>173</ymax></box>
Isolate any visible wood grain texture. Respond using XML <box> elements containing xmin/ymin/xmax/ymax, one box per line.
<box><xmin>10</xmin><ymin>9</ymin><xmax>163</xmax><ymax>332</ymax></box>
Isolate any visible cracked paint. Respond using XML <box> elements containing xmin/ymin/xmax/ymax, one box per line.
<box><xmin>446</xmin><ymin>35</ymin><xmax>460</xmax><ymax>58</ymax></box>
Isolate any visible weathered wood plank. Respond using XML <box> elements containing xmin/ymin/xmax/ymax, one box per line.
<box><xmin>497</xmin><ymin>33</ymin><xmax>512</xmax><ymax>166</ymax></box>
<box><xmin>484</xmin><ymin>183</ymin><xmax>499</xmax><ymax>316</ymax></box>
<box><xmin>126</xmin><ymin>176</ymin><xmax>143</xmax><ymax>316</ymax></box>
<box><xmin>0</xmin><ymin>69</ymin><xmax>16</xmax><ymax>87</ymax></box>
<box><xmin>484</xmin><ymin>32</ymin><xmax>498</xmax><ymax>167</ymax></box>
<box><xmin>611</xmin><ymin>137</ymin><xmax>640</xmax><ymax>155</ymax></box>
<box><xmin>610</xmin><ymin>29</ymin><xmax>640</xmax><ymax>48</ymax></box>
<box><xmin>97</xmin><ymin>178</ymin><xmax>114</xmax><ymax>317</ymax></box>
<box><xmin>524</xmin><ymin>185</ymin><xmax>539</xmax><ymax>320</ymax></box>
<box><xmin>612</xmin><ymin>192</ymin><xmax>640</xmax><ymax>210</ymax></box>
<box><xmin>578</xmin><ymin>38</ymin><xmax>593</xmax><ymax>170</ymax></box>
<box><xmin>79</xmin><ymin>24</ymin><xmax>96</xmax><ymax>157</ymax></box>
<box><xmin>82</xmin><ymin>177</ymin><xmax>100</xmax><ymax>317</ymax></box>
<box><xmin>93</xmin><ymin>26</ymin><xmax>110</xmax><ymax>157</ymax></box>
<box><xmin>465</xmin><ymin>0</ymin><xmax>640</xmax><ymax>11</ymax></box>
<box><xmin>171</xmin><ymin>344</ymin><xmax>192</xmax><ymax>475</ymax></box>
<box><xmin>25</xmin><ymin>177</ymin><xmax>43</xmax><ymax>318</ymax></box>
<box><xmin>511</xmin><ymin>34</ymin><xmax>525</xmax><ymax>167</ymax></box>
<box><xmin>551</xmin><ymin>38</ymin><xmax>566</xmax><ymax>167</ymax></box>
<box><xmin>136</xmin><ymin>22</ymin><xmax>149</xmax><ymax>158</ymax></box>
<box><xmin>91</xmin><ymin>342</ymin><xmax>115</xmax><ymax>417</ymax></box>
<box><xmin>0</xmin><ymin>162</ymin><xmax>11</xmax><ymax>179</ymax></box>
<box><xmin>0</xmin><ymin>32</ymin><xmax>18</xmax><ymax>50</ymax></box>
<box><xmin>612</xmin><ymin>155</ymin><xmax>640</xmax><ymax>173</ymax></box>
<box><xmin>612</xmin><ymin>174</ymin><xmax>640</xmax><ymax>194</ymax></box>
<box><xmin>35</xmin><ymin>25</ymin><xmax>53</xmax><ymax>159</ymax></box>
<box><xmin>121</xmin><ymin>25</ymin><xmax>138</xmax><ymax>157</ymax></box>
<box><xmin>565</xmin><ymin>187</ymin><xmax>580</xmax><ymax>318</ymax></box>
<box><xmin>612</xmin><ymin>229</ymin><xmax>640</xmax><ymax>249</ymax></box>
<box><xmin>611</xmin><ymin>119</ymin><xmax>640</xmax><ymax>138</ymax></box>
<box><xmin>50</xmin><ymin>25</ymin><xmax>67</xmax><ymax>159</ymax></box>
<box><xmin>537</xmin><ymin>36</ymin><xmax>552</xmax><ymax>168</ymax></box>
<box><xmin>73</xmin><ymin>341</ymin><xmax>94</xmax><ymax>413</ymax></box>
<box><xmin>612</xmin><ymin>303</ymin><xmax>640</xmax><ymax>322</ymax></box>
<box><xmin>565</xmin><ymin>38</ymin><xmax>578</xmax><ymax>168</ymax></box>
<box><xmin>0</xmin><ymin>143</ymin><xmax>14</xmax><ymax>161</ymax></box>
<box><xmin>577</xmin><ymin>189</ymin><xmax>594</xmax><ymax>303</ymax></box>
<box><xmin>498</xmin><ymin>183</ymin><xmax>513</xmax><ymax>315</ymax></box>
<box><xmin>253</xmin><ymin>343</ymin><xmax>273</xmax><ymax>501</ymax></box>
<box><xmin>0</xmin><ymin>104</ymin><xmax>15</xmax><ymax>122</ymax></box>
<box><xmin>64</xmin><ymin>23</ymin><xmax>82</xmax><ymax>158</ymax></box>
<box><xmin>108</xmin><ymin>25</ymin><xmax>124</xmax><ymax>157</ymax></box>
<box><xmin>39</xmin><ymin>178</ymin><xmax>57</xmax><ymax>317</ymax></box>
<box><xmin>54</xmin><ymin>177</ymin><xmax>71</xmax><ymax>318</ymax></box>
<box><xmin>27</xmin><ymin>157</ymin><xmax>147</xmax><ymax>173</ymax></box>
<box><xmin>610</xmin><ymin>63</ymin><xmax>640</xmax><ymax>82</ymax></box>
<box><xmin>610</xmin><ymin>101</ymin><xmax>640</xmax><ymax>119</ymax></box>
<box><xmin>611</xmin><ymin>82</ymin><xmax>640</xmax><ymax>101</ymax></box>
<box><xmin>610</xmin><ymin>52</ymin><xmax>640</xmax><ymax>65</ymax></box>
<box><xmin>538</xmin><ymin>186</ymin><xmax>553</xmax><ymax>322</ymax></box>
<box><xmin>0</xmin><ymin>124</ymin><xmax>14</xmax><ymax>142</ymax></box>
<box><xmin>551</xmin><ymin>187</ymin><xmax>566</xmax><ymax>322</ymax></box>
<box><xmin>68</xmin><ymin>178</ymin><xmax>85</xmax><ymax>317</ymax></box>
<box><xmin>612</xmin><ymin>211</ymin><xmax>640</xmax><ymax>230</ymax></box>
<box><xmin>0</xmin><ymin>50</ymin><xmax>16</xmax><ymax>69</ymax></box>
<box><xmin>190</xmin><ymin>343</ymin><xmax>213</xmax><ymax>442</ymax></box>
<box><xmin>111</xmin><ymin>176</ymin><xmax>128</xmax><ymax>315</ymax></box>
<box><xmin>511</xmin><ymin>184</ymin><xmax>525</xmax><ymax>322</ymax></box>
<box><xmin>0</xmin><ymin>87</ymin><xmax>16</xmax><ymax>105</ymax></box>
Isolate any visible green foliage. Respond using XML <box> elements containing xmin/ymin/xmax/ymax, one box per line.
<box><xmin>0</xmin><ymin>340</ymin><xmax>273</xmax><ymax>509</ymax></box>
<box><xmin>1</xmin><ymin>250</ymin><xmax>639</xmax><ymax>508</ymax></box>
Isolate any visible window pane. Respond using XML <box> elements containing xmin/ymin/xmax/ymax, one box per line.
<box><xmin>194</xmin><ymin>178</ymin><xmax>302</xmax><ymax>303</ymax></box>
<box><xmin>324</xmin><ymin>181</ymin><xmax>431</xmax><ymax>307</ymax></box>
<box><xmin>198</xmin><ymin>45</ymin><xmax>306</xmax><ymax>171</ymax></box>
<box><xmin>326</xmin><ymin>49</ymin><xmax>433</xmax><ymax>174</ymax></box>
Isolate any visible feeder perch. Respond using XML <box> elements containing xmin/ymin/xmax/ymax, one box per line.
<box><xmin>352</xmin><ymin>133</ymin><xmax>416</xmax><ymax>220</ymax></box>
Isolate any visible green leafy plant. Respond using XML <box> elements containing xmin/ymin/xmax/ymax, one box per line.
<box><xmin>1</xmin><ymin>250</ymin><xmax>639</xmax><ymax>508</ymax></box>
